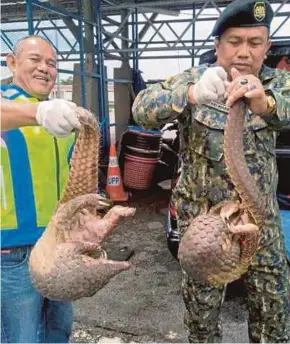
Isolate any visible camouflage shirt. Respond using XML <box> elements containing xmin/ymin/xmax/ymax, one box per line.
<box><xmin>132</xmin><ymin>64</ymin><xmax>290</xmax><ymax>245</ymax></box>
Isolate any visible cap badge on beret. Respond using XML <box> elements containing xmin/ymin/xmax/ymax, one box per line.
<box><xmin>254</xmin><ymin>2</ymin><xmax>266</xmax><ymax>21</ymax></box>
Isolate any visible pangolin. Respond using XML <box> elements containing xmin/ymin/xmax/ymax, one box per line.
<box><xmin>178</xmin><ymin>99</ymin><xmax>265</xmax><ymax>286</ymax></box>
<box><xmin>29</xmin><ymin>107</ymin><xmax>135</xmax><ymax>301</ymax></box>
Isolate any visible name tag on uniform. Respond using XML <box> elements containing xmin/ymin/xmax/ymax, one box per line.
<box><xmin>207</xmin><ymin>101</ymin><xmax>229</xmax><ymax>114</ymax></box>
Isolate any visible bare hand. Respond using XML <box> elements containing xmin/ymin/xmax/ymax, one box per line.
<box><xmin>225</xmin><ymin>68</ymin><xmax>268</xmax><ymax>114</ymax></box>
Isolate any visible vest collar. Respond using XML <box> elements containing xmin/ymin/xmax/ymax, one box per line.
<box><xmin>1</xmin><ymin>84</ymin><xmax>42</xmax><ymax>102</ymax></box>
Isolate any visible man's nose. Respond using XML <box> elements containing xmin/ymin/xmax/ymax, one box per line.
<box><xmin>237</xmin><ymin>43</ymin><xmax>250</xmax><ymax>58</ymax></box>
<box><xmin>37</xmin><ymin>60</ymin><xmax>49</xmax><ymax>72</ymax></box>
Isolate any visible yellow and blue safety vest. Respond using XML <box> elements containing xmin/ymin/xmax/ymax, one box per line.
<box><xmin>1</xmin><ymin>84</ymin><xmax>74</xmax><ymax>248</ymax></box>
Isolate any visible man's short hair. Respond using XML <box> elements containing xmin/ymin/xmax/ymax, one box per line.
<box><xmin>12</xmin><ymin>35</ymin><xmax>55</xmax><ymax>56</ymax></box>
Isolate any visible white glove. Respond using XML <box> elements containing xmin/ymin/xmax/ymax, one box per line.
<box><xmin>36</xmin><ymin>99</ymin><xmax>81</xmax><ymax>138</ymax></box>
<box><xmin>192</xmin><ymin>66</ymin><xmax>228</xmax><ymax>105</ymax></box>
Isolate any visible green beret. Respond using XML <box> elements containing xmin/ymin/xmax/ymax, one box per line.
<box><xmin>212</xmin><ymin>0</ymin><xmax>274</xmax><ymax>37</ymax></box>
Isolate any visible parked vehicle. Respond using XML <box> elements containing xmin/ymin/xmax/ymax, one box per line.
<box><xmin>154</xmin><ymin>120</ymin><xmax>179</xmax><ymax>187</ymax></box>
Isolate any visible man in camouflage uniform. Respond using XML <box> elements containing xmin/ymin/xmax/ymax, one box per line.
<box><xmin>132</xmin><ymin>0</ymin><xmax>290</xmax><ymax>342</ymax></box>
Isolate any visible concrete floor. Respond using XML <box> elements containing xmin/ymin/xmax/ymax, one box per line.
<box><xmin>70</xmin><ymin>194</ymin><xmax>253</xmax><ymax>343</ymax></box>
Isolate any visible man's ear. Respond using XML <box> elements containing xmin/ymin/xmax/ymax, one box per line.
<box><xmin>214</xmin><ymin>38</ymin><xmax>220</xmax><ymax>56</ymax></box>
<box><xmin>266</xmin><ymin>39</ymin><xmax>272</xmax><ymax>54</ymax></box>
<box><xmin>6</xmin><ymin>53</ymin><xmax>17</xmax><ymax>74</ymax></box>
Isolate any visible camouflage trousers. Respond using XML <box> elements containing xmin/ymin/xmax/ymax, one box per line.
<box><xmin>179</xmin><ymin>218</ymin><xmax>290</xmax><ymax>343</ymax></box>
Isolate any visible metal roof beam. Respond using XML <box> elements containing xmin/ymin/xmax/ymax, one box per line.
<box><xmin>102</xmin><ymin>0</ymin><xmax>214</xmax><ymax>11</ymax></box>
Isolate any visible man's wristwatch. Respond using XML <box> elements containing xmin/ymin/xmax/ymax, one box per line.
<box><xmin>262</xmin><ymin>91</ymin><xmax>276</xmax><ymax>116</ymax></box>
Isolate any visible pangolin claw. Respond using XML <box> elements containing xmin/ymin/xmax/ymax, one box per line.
<box><xmin>229</xmin><ymin>223</ymin><xmax>259</xmax><ymax>235</ymax></box>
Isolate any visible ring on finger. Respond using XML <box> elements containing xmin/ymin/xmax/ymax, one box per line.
<box><xmin>239</xmin><ymin>78</ymin><xmax>248</xmax><ymax>86</ymax></box>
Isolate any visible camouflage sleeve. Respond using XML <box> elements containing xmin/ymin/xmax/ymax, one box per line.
<box><xmin>262</xmin><ymin>70</ymin><xmax>290</xmax><ymax>130</ymax></box>
<box><xmin>132</xmin><ymin>69</ymin><xmax>198</xmax><ymax>129</ymax></box>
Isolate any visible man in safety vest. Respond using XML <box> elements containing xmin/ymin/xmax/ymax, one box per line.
<box><xmin>1</xmin><ymin>35</ymin><xmax>83</xmax><ymax>343</ymax></box>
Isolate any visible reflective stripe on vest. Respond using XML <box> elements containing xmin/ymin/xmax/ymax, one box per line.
<box><xmin>1</xmin><ymin>85</ymin><xmax>74</xmax><ymax>248</ymax></box>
